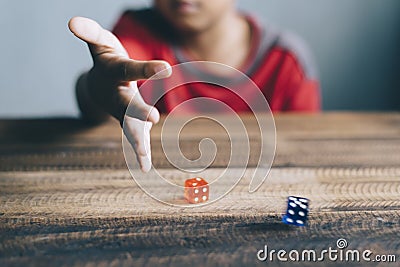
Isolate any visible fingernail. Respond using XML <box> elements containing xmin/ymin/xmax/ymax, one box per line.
<box><xmin>148</xmin><ymin>108</ymin><xmax>160</xmax><ymax>124</ymax></box>
<box><xmin>153</xmin><ymin>64</ymin><xmax>172</xmax><ymax>78</ymax></box>
<box><xmin>139</xmin><ymin>155</ymin><xmax>152</xmax><ymax>173</ymax></box>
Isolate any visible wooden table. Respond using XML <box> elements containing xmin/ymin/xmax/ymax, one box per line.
<box><xmin>0</xmin><ymin>113</ymin><xmax>399</xmax><ymax>266</ymax></box>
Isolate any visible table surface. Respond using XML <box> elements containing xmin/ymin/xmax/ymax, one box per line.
<box><xmin>1</xmin><ymin>113</ymin><xmax>399</xmax><ymax>266</ymax></box>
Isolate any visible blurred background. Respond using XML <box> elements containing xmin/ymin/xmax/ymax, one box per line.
<box><xmin>0</xmin><ymin>0</ymin><xmax>399</xmax><ymax>117</ymax></box>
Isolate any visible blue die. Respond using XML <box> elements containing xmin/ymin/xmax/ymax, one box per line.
<box><xmin>282</xmin><ymin>196</ymin><xmax>309</xmax><ymax>226</ymax></box>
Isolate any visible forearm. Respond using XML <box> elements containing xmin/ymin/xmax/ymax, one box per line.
<box><xmin>75</xmin><ymin>72</ymin><xmax>110</xmax><ymax>124</ymax></box>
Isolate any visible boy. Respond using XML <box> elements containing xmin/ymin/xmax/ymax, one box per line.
<box><xmin>69</xmin><ymin>0</ymin><xmax>320</xmax><ymax>171</ymax></box>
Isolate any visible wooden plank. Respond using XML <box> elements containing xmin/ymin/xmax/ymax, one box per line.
<box><xmin>1</xmin><ymin>168</ymin><xmax>400</xmax><ymax>266</ymax></box>
<box><xmin>0</xmin><ymin>113</ymin><xmax>399</xmax><ymax>266</ymax></box>
<box><xmin>1</xmin><ymin>113</ymin><xmax>399</xmax><ymax>171</ymax></box>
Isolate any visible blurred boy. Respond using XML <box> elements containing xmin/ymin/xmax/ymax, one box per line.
<box><xmin>69</xmin><ymin>0</ymin><xmax>320</xmax><ymax>171</ymax></box>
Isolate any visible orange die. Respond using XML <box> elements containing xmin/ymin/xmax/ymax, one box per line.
<box><xmin>184</xmin><ymin>177</ymin><xmax>209</xmax><ymax>204</ymax></box>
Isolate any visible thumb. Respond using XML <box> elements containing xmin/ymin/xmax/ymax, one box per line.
<box><xmin>69</xmin><ymin>16</ymin><xmax>173</xmax><ymax>81</ymax></box>
<box><xmin>68</xmin><ymin>16</ymin><xmax>126</xmax><ymax>55</ymax></box>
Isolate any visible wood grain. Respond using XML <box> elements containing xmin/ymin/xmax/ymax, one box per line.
<box><xmin>0</xmin><ymin>113</ymin><xmax>399</xmax><ymax>266</ymax></box>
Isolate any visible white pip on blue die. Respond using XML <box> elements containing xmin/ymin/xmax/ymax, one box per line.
<box><xmin>282</xmin><ymin>196</ymin><xmax>309</xmax><ymax>226</ymax></box>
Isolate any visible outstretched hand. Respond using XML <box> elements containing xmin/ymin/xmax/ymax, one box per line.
<box><xmin>69</xmin><ymin>17</ymin><xmax>172</xmax><ymax>172</ymax></box>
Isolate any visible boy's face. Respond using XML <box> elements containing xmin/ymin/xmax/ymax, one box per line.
<box><xmin>154</xmin><ymin>0</ymin><xmax>235</xmax><ymax>33</ymax></box>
